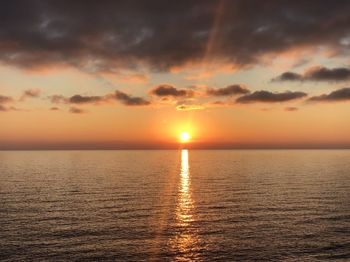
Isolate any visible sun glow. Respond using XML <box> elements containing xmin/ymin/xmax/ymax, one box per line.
<box><xmin>179</xmin><ymin>131</ymin><xmax>191</xmax><ymax>143</ymax></box>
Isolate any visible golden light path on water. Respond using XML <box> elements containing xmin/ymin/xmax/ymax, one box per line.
<box><xmin>178</xmin><ymin>149</ymin><xmax>192</xmax><ymax>222</ymax></box>
<box><xmin>172</xmin><ymin>149</ymin><xmax>201</xmax><ymax>260</ymax></box>
<box><xmin>150</xmin><ymin>149</ymin><xmax>202</xmax><ymax>260</ymax></box>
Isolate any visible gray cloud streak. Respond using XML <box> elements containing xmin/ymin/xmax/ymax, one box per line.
<box><xmin>236</xmin><ymin>90</ymin><xmax>307</xmax><ymax>103</ymax></box>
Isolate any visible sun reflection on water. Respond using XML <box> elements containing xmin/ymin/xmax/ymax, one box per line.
<box><xmin>172</xmin><ymin>149</ymin><xmax>201</xmax><ymax>259</ymax></box>
<box><xmin>177</xmin><ymin>149</ymin><xmax>193</xmax><ymax>223</ymax></box>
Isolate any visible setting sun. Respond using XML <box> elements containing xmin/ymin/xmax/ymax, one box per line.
<box><xmin>179</xmin><ymin>131</ymin><xmax>191</xmax><ymax>143</ymax></box>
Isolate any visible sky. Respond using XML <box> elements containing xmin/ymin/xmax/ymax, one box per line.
<box><xmin>1</xmin><ymin>0</ymin><xmax>350</xmax><ymax>149</ymax></box>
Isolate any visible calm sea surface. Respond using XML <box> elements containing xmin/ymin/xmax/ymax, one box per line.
<box><xmin>0</xmin><ymin>150</ymin><xmax>350</xmax><ymax>261</ymax></box>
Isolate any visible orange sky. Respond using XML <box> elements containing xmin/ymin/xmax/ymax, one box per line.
<box><xmin>1</xmin><ymin>1</ymin><xmax>350</xmax><ymax>149</ymax></box>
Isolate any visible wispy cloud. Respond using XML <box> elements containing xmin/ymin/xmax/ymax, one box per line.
<box><xmin>49</xmin><ymin>95</ymin><xmax>68</xmax><ymax>104</ymax></box>
<box><xmin>0</xmin><ymin>94</ymin><xmax>15</xmax><ymax>112</ymax></box>
<box><xmin>285</xmin><ymin>107</ymin><xmax>299</xmax><ymax>112</ymax></box>
<box><xmin>69</xmin><ymin>107</ymin><xmax>86</xmax><ymax>114</ymax></box>
<box><xmin>0</xmin><ymin>95</ymin><xmax>13</xmax><ymax>104</ymax></box>
<box><xmin>20</xmin><ymin>88</ymin><xmax>41</xmax><ymax>101</ymax></box>
<box><xmin>176</xmin><ymin>104</ymin><xmax>205</xmax><ymax>111</ymax></box>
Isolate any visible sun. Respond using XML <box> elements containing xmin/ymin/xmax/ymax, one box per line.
<box><xmin>179</xmin><ymin>131</ymin><xmax>191</xmax><ymax>143</ymax></box>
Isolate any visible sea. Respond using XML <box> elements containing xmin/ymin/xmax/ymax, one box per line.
<box><xmin>0</xmin><ymin>150</ymin><xmax>350</xmax><ymax>261</ymax></box>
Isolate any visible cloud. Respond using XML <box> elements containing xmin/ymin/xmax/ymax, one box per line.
<box><xmin>0</xmin><ymin>105</ymin><xmax>22</xmax><ymax>112</ymax></box>
<box><xmin>176</xmin><ymin>103</ymin><xmax>205</xmax><ymax>111</ymax></box>
<box><xmin>50</xmin><ymin>94</ymin><xmax>106</xmax><ymax>104</ymax></box>
<box><xmin>0</xmin><ymin>95</ymin><xmax>13</xmax><ymax>104</ymax></box>
<box><xmin>8</xmin><ymin>106</ymin><xmax>24</xmax><ymax>111</ymax></box>
<box><xmin>69</xmin><ymin>95</ymin><xmax>105</xmax><ymax>104</ymax></box>
<box><xmin>308</xmin><ymin>87</ymin><xmax>350</xmax><ymax>102</ymax></box>
<box><xmin>100</xmin><ymin>71</ymin><xmax>149</xmax><ymax>84</ymax></box>
<box><xmin>50</xmin><ymin>107</ymin><xmax>60</xmax><ymax>111</ymax></box>
<box><xmin>208</xmin><ymin>100</ymin><xmax>232</xmax><ymax>107</ymax></box>
<box><xmin>207</xmin><ymin>84</ymin><xmax>250</xmax><ymax>96</ymax></box>
<box><xmin>176</xmin><ymin>104</ymin><xmax>204</xmax><ymax>111</ymax></box>
<box><xmin>50</xmin><ymin>95</ymin><xmax>68</xmax><ymax>104</ymax></box>
<box><xmin>0</xmin><ymin>105</ymin><xmax>7</xmax><ymax>111</ymax></box>
<box><xmin>20</xmin><ymin>88</ymin><xmax>41</xmax><ymax>101</ymax></box>
<box><xmin>285</xmin><ymin>107</ymin><xmax>299</xmax><ymax>111</ymax></box>
<box><xmin>2</xmin><ymin>1</ymin><xmax>350</xmax><ymax>72</ymax></box>
<box><xmin>150</xmin><ymin>84</ymin><xmax>194</xmax><ymax>98</ymax></box>
<box><xmin>110</xmin><ymin>91</ymin><xmax>151</xmax><ymax>106</ymax></box>
<box><xmin>69</xmin><ymin>107</ymin><xmax>86</xmax><ymax>114</ymax></box>
<box><xmin>236</xmin><ymin>90</ymin><xmax>307</xmax><ymax>103</ymax></box>
<box><xmin>50</xmin><ymin>90</ymin><xmax>150</xmax><ymax>106</ymax></box>
<box><xmin>272</xmin><ymin>72</ymin><xmax>302</xmax><ymax>82</ymax></box>
<box><xmin>273</xmin><ymin>66</ymin><xmax>350</xmax><ymax>82</ymax></box>
<box><xmin>304</xmin><ymin>67</ymin><xmax>350</xmax><ymax>82</ymax></box>
<box><xmin>0</xmin><ymin>95</ymin><xmax>14</xmax><ymax>112</ymax></box>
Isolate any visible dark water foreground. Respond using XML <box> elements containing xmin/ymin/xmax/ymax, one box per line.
<box><xmin>0</xmin><ymin>150</ymin><xmax>350</xmax><ymax>261</ymax></box>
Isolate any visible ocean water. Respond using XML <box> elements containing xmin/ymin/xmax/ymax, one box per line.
<box><xmin>0</xmin><ymin>150</ymin><xmax>350</xmax><ymax>261</ymax></box>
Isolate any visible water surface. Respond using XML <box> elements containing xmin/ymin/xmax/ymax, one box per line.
<box><xmin>1</xmin><ymin>150</ymin><xmax>350</xmax><ymax>261</ymax></box>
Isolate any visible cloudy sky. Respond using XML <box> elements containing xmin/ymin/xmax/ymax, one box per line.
<box><xmin>1</xmin><ymin>0</ymin><xmax>350</xmax><ymax>149</ymax></box>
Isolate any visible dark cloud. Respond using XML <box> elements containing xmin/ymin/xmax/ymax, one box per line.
<box><xmin>1</xmin><ymin>1</ymin><xmax>350</xmax><ymax>72</ymax></box>
<box><xmin>305</xmin><ymin>67</ymin><xmax>350</xmax><ymax>81</ymax></box>
<box><xmin>272</xmin><ymin>72</ymin><xmax>302</xmax><ymax>82</ymax></box>
<box><xmin>273</xmin><ymin>66</ymin><xmax>350</xmax><ymax>82</ymax></box>
<box><xmin>69</xmin><ymin>95</ymin><xmax>105</xmax><ymax>104</ymax></box>
<box><xmin>150</xmin><ymin>84</ymin><xmax>194</xmax><ymax>97</ymax></box>
<box><xmin>207</xmin><ymin>84</ymin><xmax>250</xmax><ymax>96</ymax></box>
<box><xmin>50</xmin><ymin>90</ymin><xmax>150</xmax><ymax>106</ymax></box>
<box><xmin>308</xmin><ymin>87</ymin><xmax>350</xmax><ymax>102</ymax></box>
<box><xmin>236</xmin><ymin>90</ymin><xmax>307</xmax><ymax>103</ymax></box>
<box><xmin>111</xmin><ymin>91</ymin><xmax>151</xmax><ymax>106</ymax></box>
<box><xmin>69</xmin><ymin>106</ymin><xmax>86</xmax><ymax>114</ymax></box>
<box><xmin>52</xmin><ymin>94</ymin><xmax>106</xmax><ymax>105</ymax></box>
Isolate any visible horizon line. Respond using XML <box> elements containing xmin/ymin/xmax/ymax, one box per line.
<box><xmin>2</xmin><ymin>145</ymin><xmax>350</xmax><ymax>150</ymax></box>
